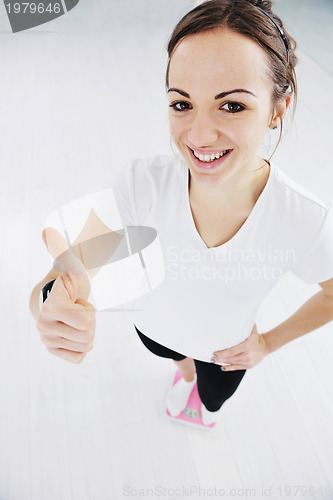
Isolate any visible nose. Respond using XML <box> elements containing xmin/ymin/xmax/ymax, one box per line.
<box><xmin>187</xmin><ymin>111</ymin><xmax>219</xmax><ymax>147</ymax></box>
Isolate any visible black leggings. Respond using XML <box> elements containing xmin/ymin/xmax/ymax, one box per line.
<box><xmin>134</xmin><ymin>325</ymin><xmax>246</xmax><ymax>412</ymax></box>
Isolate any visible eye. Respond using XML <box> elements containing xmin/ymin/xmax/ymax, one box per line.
<box><xmin>169</xmin><ymin>101</ymin><xmax>192</xmax><ymax>112</ymax></box>
<box><xmin>221</xmin><ymin>102</ymin><xmax>245</xmax><ymax>113</ymax></box>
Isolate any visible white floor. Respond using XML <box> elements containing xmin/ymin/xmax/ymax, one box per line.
<box><xmin>0</xmin><ymin>1</ymin><xmax>333</xmax><ymax>499</ymax></box>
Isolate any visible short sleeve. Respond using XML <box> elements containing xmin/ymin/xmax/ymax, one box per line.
<box><xmin>291</xmin><ymin>202</ymin><xmax>333</xmax><ymax>284</ymax></box>
<box><xmin>110</xmin><ymin>160</ymin><xmax>139</xmax><ymax>227</ymax></box>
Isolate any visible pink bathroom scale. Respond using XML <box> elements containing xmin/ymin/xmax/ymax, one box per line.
<box><xmin>166</xmin><ymin>370</ymin><xmax>216</xmax><ymax>430</ymax></box>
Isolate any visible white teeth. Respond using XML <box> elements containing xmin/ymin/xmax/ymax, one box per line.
<box><xmin>193</xmin><ymin>150</ymin><xmax>228</xmax><ymax>162</ymax></box>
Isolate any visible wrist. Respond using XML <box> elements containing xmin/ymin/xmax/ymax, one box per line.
<box><xmin>261</xmin><ymin>329</ymin><xmax>280</xmax><ymax>354</ymax></box>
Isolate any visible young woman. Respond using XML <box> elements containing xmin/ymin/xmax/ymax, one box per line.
<box><xmin>31</xmin><ymin>0</ymin><xmax>333</xmax><ymax>427</ymax></box>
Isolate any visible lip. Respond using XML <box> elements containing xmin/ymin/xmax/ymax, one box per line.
<box><xmin>190</xmin><ymin>146</ymin><xmax>229</xmax><ymax>155</ymax></box>
<box><xmin>187</xmin><ymin>146</ymin><xmax>233</xmax><ymax>170</ymax></box>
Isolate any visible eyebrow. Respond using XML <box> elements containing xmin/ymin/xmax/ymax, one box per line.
<box><xmin>167</xmin><ymin>88</ymin><xmax>257</xmax><ymax>99</ymax></box>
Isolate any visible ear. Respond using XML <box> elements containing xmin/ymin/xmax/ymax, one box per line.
<box><xmin>269</xmin><ymin>95</ymin><xmax>292</xmax><ymax>129</ymax></box>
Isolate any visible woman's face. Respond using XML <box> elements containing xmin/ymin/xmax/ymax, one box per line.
<box><xmin>167</xmin><ymin>29</ymin><xmax>284</xmax><ymax>188</ymax></box>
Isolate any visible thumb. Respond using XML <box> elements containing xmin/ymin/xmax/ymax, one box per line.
<box><xmin>43</xmin><ymin>227</ymin><xmax>69</xmax><ymax>260</ymax></box>
<box><xmin>49</xmin><ymin>273</ymin><xmax>91</xmax><ymax>305</ymax></box>
<box><xmin>75</xmin><ymin>297</ymin><xmax>96</xmax><ymax>311</ymax></box>
<box><xmin>43</xmin><ymin>227</ymin><xmax>86</xmax><ymax>275</ymax></box>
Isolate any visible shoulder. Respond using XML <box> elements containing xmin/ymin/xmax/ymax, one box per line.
<box><xmin>271</xmin><ymin>162</ymin><xmax>330</xmax><ymax>221</ymax></box>
<box><xmin>131</xmin><ymin>153</ymin><xmax>183</xmax><ymax>181</ymax></box>
<box><xmin>111</xmin><ymin>153</ymin><xmax>182</xmax><ymax>195</ymax></box>
<box><xmin>122</xmin><ymin>154</ymin><xmax>185</xmax><ymax>206</ymax></box>
<box><xmin>269</xmin><ymin>162</ymin><xmax>333</xmax><ymax>256</ymax></box>
<box><xmin>111</xmin><ymin>153</ymin><xmax>184</xmax><ymax>225</ymax></box>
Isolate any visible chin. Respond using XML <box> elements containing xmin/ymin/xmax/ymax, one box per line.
<box><xmin>189</xmin><ymin>167</ymin><xmax>232</xmax><ymax>187</ymax></box>
<box><xmin>183</xmin><ymin>152</ymin><xmax>235</xmax><ymax>188</ymax></box>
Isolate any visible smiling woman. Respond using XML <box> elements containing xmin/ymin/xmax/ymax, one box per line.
<box><xmin>32</xmin><ymin>0</ymin><xmax>333</xmax><ymax>429</ymax></box>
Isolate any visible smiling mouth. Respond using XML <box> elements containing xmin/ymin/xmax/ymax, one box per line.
<box><xmin>188</xmin><ymin>147</ymin><xmax>232</xmax><ymax>168</ymax></box>
<box><xmin>191</xmin><ymin>149</ymin><xmax>230</xmax><ymax>162</ymax></box>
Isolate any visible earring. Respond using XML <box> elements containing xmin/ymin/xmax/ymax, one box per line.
<box><xmin>273</xmin><ymin>126</ymin><xmax>278</xmax><ymax>130</ymax></box>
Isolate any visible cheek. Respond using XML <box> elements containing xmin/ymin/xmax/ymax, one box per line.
<box><xmin>169</xmin><ymin>116</ymin><xmax>184</xmax><ymax>141</ymax></box>
<box><xmin>231</xmin><ymin>113</ymin><xmax>269</xmax><ymax>147</ymax></box>
<box><xmin>222</xmin><ymin>119</ymin><xmax>250</xmax><ymax>145</ymax></box>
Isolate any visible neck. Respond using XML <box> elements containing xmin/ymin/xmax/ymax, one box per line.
<box><xmin>189</xmin><ymin>158</ymin><xmax>270</xmax><ymax>210</ymax></box>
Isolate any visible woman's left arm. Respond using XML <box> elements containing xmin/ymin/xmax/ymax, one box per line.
<box><xmin>211</xmin><ymin>278</ymin><xmax>333</xmax><ymax>371</ymax></box>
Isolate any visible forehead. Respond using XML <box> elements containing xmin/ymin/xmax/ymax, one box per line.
<box><xmin>168</xmin><ymin>29</ymin><xmax>271</xmax><ymax>94</ymax></box>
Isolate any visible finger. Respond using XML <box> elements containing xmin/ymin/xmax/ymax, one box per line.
<box><xmin>61</xmin><ymin>272</ymin><xmax>91</xmax><ymax>303</ymax></box>
<box><xmin>46</xmin><ymin>347</ymin><xmax>86</xmax><ymax>364</ymax></box>
<box><xmin>45</xmin><ymin>272</ymin><xmax>78</xmax><ymax>304</ymax></box>
<box><xmin>43</xmin><ymin>227</ymin><xmax>69</xmax><ymax>260</ymax></box>
<box><xmin>70</xmin><ymin>208</ymin><xmax>123</xmax><ymax>276</ymax></box>
<box><xmin>45</xmin><ymin>335</ymin><xmax>92</xmax><ymax>353</ymax></box>
<box><xmin>43</xmin><ymin>285</ymin><xmax>95</xmax><ymax>330</ymax></box>
<box><xmin>213</xmin><ymin>344</ymin><xmax>244</xmax><ymax>358</ymax></box>
<box><xmin>75</xmin><ymin>297</ymin><xmax>95</xmax><ymax>310</ymax></box>
<box><xmin>40</xmin><ymin>319</ymin><xmax>93</xmax><ymax>344</ymax></box>
<box><xmin>220</xmin><ymin>364</ymin><xmax>246</xmax><ymax>372</ymax></box>
<box><xmin>43</xmin><ymin>302</ymin><xmax>95</xmax><ymax>331</ymax></box>
<box><xmin>60</xmin><ymin>305</ymin><xmax>95</xmax><ymax>331</ymax></box>
<box><xmin>43</xmin><ymin>228</ymin><xmax>87</xmax><ymax>275</ymax></box>
<box><xmin>212</xmin><ymin>349</ymin><xmax>245</xmax><ymax>363</ymax></box>
<box><xmin>218</xmin><ymin>356</ymin><xmax>247</xmax><ymax>366</ymax></box>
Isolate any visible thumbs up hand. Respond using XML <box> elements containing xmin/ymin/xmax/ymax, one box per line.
<box><xmin>36</xmin><ymin>227</ymin><xmax>96</xmax><ymax>364</ymax></box>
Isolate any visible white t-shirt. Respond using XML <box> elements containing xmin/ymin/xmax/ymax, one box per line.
<box><xmin>111</xmin><ymin>154</ymin><xmax>333</xmax><ymax>363</ymax></box>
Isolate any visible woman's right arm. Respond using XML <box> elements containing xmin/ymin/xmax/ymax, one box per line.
<box><xmin>31</xmin><ymin>190</ymin><xmax>129</xmax><ymax>363</ymax></box>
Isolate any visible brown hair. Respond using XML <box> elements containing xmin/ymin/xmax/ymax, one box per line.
<box><xmin>166</xmin><ymin>0</ymin><xmax>298</xmax><ymax>152</ymax></box>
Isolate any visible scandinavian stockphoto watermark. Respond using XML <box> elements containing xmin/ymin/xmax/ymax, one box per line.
<box><xmin>3</xmin><ymin>0</ymin><xmax>80</xmax><ymax>33</ymax></box>
<box><xmin>43</xmin><ymin>187</ymin><xmax>298</xmax><ymax>309</ymax></box>
<box><xmin>166</xmin><ymin>245</ymin><xmax>296</xmax><ymax>283</ymax></box>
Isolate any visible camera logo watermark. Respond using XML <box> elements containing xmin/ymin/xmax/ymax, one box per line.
<box><xmin>44</xmin><ymin>188</ymin><xmax>165</xmax><ymax>312</ymax></box>
<box><xmin>3</xmin><ymin>0</ymin><xmax>80</xmax><ymax>33</ymax></box>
